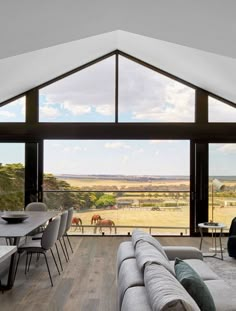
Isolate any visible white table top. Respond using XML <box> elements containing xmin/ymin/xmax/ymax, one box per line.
<box><xmin>0</xmin><ymin>246</ymin><xmax>17</xmax><ymax>264</ymax></box>
<box><xmin>198</xmin><ymin>222</ymin><xmax>226</xmax><ymax>229</ymax></box>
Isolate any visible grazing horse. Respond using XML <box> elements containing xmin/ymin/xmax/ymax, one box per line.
<box><xmin>72</xmin><ymin>217</ymin><xmax>82</xmax><ymax>231</ymax></box>
<box><xmin>94</xmin><ymin>219</ymin><xmax>116</xmax><ymax>234</ymax></box>
<box><xmin>91</xmin><ymin>214</ymin><xmax>102</xmax><ymax>224</ymax></box>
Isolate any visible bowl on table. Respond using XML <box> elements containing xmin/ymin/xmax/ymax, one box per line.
<box><xmin>1</xmin><ymin>213</ymin><xmax>29</xmax><ymax>224</ymax></box>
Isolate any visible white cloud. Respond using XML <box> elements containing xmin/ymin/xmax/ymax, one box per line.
<box><xmin>209</xmin><ymin>98</ymin><xmax>236</xmax><ymax>122</ymax></box>
<box><xmin>96</xmin><ymin>104</ymin><xmax>113</xmax><ymax>116</ymax></box>
<box><xmin>122</xmin><ymin>155</ymin><xmax>129</xmax><ymax>162</ymax></box>
<box><xmin>218</xmin><ymin>144</ymin><xmax>236</xmax><ymax>153</ymax></box>
<box><xmin>63</xmin><ymin>101</ymin><xmax>91</xmax><ymax>115</ymax></box>
<box><xmin>39</xmin><ymin>106</ymin><xmax>61</xmax><ymax>118</ymax></box>
<box><xmin>0</xmin><ymin>111</ymin><xmax>15</xmax><ymax>118</ymax></box>
<box><xmin>104</xmin><ymin>142</ymin><xmax>131</xmax><ymax>149</ymax></box>
<box><xmin>119</xmin><ymin>57</ymin><xmax>194</xmax><ymax>122</ymax></box>
<box><xmin>40</xmin><ymin>56</ymin><xmax>115</xmax><ymax>119</ymax></box>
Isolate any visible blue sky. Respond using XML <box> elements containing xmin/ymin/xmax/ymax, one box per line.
<box><xmin>0</xmin><ymin>56</ymin><xmax>236</xmax><ymax>176</ymax></box>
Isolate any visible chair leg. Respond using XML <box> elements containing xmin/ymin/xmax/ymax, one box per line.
<box><xmin>27</xmin><ymin>253</ymin><xmax>33</xmax><ymax>272</ymax></box>
<box><xmin>63</xmin><ymin>236</ymin><xmax>70</xmax><ymax>261</ymax></box>
<box><xmin>59</xmin><ymin>239</ymin><xmax>69</xmax><ymax>262</ymax></box>
<box><xmin>65</xmin><ymin>233</ymin><xmax>73</xmax><ymax>253</ymax></box>
<box><xmin>25</xmin><ymin>252</ymin><xmax>29</xmax><ymax>275</ymax></box>
<box><xmin>50</xmin><ymin>248</ymin><xmax>60</xmax><ymax>276</ymax></box>
<box><xmin>55</xmin><ymin>242</ymin><xmax>63</xmax><ymax>271</ymax></box>
<box><xmin>43</xmin><ymin>253</ymin><xmax>53</xmax><ymax>287</ymax></box>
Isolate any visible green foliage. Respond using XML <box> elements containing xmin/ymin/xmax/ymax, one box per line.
<box><xmin>0</xmin><ymin>163</ymin><xmax>24</xmax><ymax>210</ymax></box>
<box><xmin>95</xmin><ymin>194</ymin><xmax>116</xmax><ymax>208</ymax></box>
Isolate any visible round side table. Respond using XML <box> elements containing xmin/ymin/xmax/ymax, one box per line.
<box><xmin>198</xmin><ymin>222</ymin><xmax>226</xmax><ymax>260</ymax></box>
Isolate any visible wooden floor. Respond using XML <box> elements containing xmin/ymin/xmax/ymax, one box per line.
<box><xmin>0</xmin><ymin>235</ymin><xmax>227</xmax><ymax>311</ymax></box>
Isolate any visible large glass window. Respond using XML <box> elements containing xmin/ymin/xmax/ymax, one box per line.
<box><xmin>118</xmin><ymin>56</ymin><xmax>195</xmax><ymax>122</ymax></box>
<box><xmin>0</xmin><ymin>97</ymin><xmax>26</xmax><ymax>122</ymax></box>
<box><xmin>208</xmin><ymin>97</ymin><xmax>236</xmax><ymax>122</ymax></box>
<box><xmin>43</xmin><ymin>140</ymin><xmax>190</xmax><ymax>235</ymax></box>
<box><xmin>0</xmin><ymin>143</ymin><xmax>25</xmax><ymax>210</ymax></box>
<box><xmin>39</xmin><ymin>56</ymin><xmax>115</xmax><ymax>122</ymax></box>
<box><xmin>209</xmin><ymin>143</ymin><xmax>236</xmax><ymax>229</ymax></box>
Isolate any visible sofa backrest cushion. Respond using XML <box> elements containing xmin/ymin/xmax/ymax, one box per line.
<box><xmin>144</xmin><ymin>263</ymin><xmax>200</xmax><ymax>311</ymax></box>
<box><xmin>135</xmin><ymin>239</ymin><xmax>175</xmax><ymax>275</ymax></box>
<box><xmin>175</xmin><ymin>258</ymin><xmax>216</xmax><ymax>311</ymax></box>
<box><xmin>132</xmin><ymin>229</ymin><xmax>169</xmax><ymax>260</ymax></box>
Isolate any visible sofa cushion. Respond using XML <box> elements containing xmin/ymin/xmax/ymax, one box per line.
<box><xmin>175</xmin><ymin>258</ymin><xmax>216</xmax><ymax>311</ymax></box>
<box><xmin>117</xmin><ymin>241</ymin><xmax>135</xmax><ymax>274</ymax></box>
<box><xmin>121</xmin><ymin>286</ymin><xmax>152</xmax><ymax>311</ymax></box>
<box><xmin>135</xmin><ymin>239</ymin><xmax>175</xmax><ymax>275</ymax></box>
<box><xmin>132</xmin><ymin>229</ymin><xmax>169</xmax><ymax>260</ymax></box>
<box><xmin>144</xmin><ymin>263</ymin><xmax>200</xmax><ymax>311</ymax></box>
<box><xmin>163</xmin><ymin>246</ymin><xmax>203</xmax><ymax>261</ymax></box>
<box><xmin>118</xmin><ymin>258</ymin><xmax>144</xmax><ymax>309</ymax></box>
<box><xmin>204</xmin><ymin>280</ymin><xmax>236</xmax><ymax>311</ymax></box>
<box><xmin>171</xmin><ymin>259</ymin><xmax>220</xmax><ymax>281</ymax></box>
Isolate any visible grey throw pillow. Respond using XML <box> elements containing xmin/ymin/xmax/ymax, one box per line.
<box><xmin>174</xmin><ymin>258</ymin><xmax>216</xmax><ymax>311</ymax></box>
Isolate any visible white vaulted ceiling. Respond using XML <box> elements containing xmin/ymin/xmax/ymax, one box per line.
<box><xmin>0</xmin><ymin>1</ymin><xmax>236</xmax><ymax>103</ymax></box>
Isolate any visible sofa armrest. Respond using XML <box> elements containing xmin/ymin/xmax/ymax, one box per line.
<box><xmin>163</xmin><ymin>246</ymin><xmax>203</xmax><ymax>261</ymax></box>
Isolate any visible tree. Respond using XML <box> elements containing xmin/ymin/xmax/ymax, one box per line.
<box><xmin>95</xmin><ymin>194</ymin><xmax>116</xmax><ymax>208</ymax></box>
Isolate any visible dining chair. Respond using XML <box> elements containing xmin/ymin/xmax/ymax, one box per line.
<box><xmin>14</xmin><ymin>216</ymin><xmax>61</xmax><ymax>287</ymax></box>
<box><xmin>25</xmin><ymin>202</ymin><xmax>47</xmax><ymax>211</ymax></box>
<box><xmin>25</xmin><ymin>202</ymin><xmax>48</xmax><ymax>236</ymax></box>
<box><xmin>63</xmin><ymin>207</ymin><xmax>74</xmax><ymax>258</ymax></box>
<box><xmin>55</xmin><ymin>211</ymin><xmax>69</xmax><ymax>271</ymax></box>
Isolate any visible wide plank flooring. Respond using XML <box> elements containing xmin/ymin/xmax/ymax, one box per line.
<box><xmin>0</xmin><ymin>235</ymin><xmax>227</xmax><ymax>311</ymax></box>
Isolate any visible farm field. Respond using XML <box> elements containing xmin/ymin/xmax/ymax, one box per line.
<box><xmin>60</xmin><ymin>177</ymin><xmax>189</xmax><ymax>190</ymax></box>
<box><xmin>69</xmin><ymin>205</ymin><xmax>236</xmax><ymax>236</ymax></box>
<box><xmin>61</xmin><ymin>176</ymin><xmax>236</xmax><ymax>235</ymax></box>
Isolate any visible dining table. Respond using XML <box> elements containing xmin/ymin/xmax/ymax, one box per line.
<box><xmin>0</xmin><ymin>210</ymin><xmax>59</xmax><ymax>290</ymax></box>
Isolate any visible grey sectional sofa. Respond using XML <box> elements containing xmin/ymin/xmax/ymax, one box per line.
<box><xmin>117</xmin><ymin>229</ymin><xmax>236</xmax><ymax>311</ymax></box>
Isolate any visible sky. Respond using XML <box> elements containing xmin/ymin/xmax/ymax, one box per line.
<box><xmin>0</xmin><ymin>56</ymin><xmax>236</xmax><ymax>176</ymax></box>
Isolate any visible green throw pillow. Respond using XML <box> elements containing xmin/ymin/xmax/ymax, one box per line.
<box><xmin>174</xmin><ymin>258</ymin><xmax>216</xmax><ymax>311</ymax></box>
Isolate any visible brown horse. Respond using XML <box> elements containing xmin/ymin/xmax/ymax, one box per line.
<box><xmin>94</xmin><ymin>219</ymin><xmax>116</xmax><ymax>234</ymax></box>
<box><xmin>91</xmin><ymin>214</ymin><xmax>102</xmax><ymax>224</ymax></box>
<box><xmin>72</xmin><ymin>217</ymin><xmax>82</xmax><ymax>231</ymax></box>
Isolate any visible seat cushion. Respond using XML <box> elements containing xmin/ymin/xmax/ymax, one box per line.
<box><xmin>204</xmin><ymin>280</ymin><xmax>236</xmax><ymax>311</ymax></box>
<box><xmin>121</xmin><ymin>286</ymin><xmax>152</xmax><ymax>311</ymax></box>
<box><xmin>175</xmin><ymin>258</ymin><xmax>216</xmax><ymax>311</ymax></box>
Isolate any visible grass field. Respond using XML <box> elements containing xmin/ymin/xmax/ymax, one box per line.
<box><xmin>63</xmin><ymin>177</ymin><xmax>236</xmax><ymax>235</ymax></box>
<box><xmin>69</xmin><ymin>206</ymin><xmax>236</xmax><ymax>235</ymax></box>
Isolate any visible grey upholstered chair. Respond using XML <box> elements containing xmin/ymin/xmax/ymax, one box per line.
<box><xmin>63</xmin><ymin>207</ymin><xmax>74</xmax><ymax>259</ymax></box>
<box><xmin>25</xmin><ymin>202</ymin><xmax>47</xmax><ymax>211</ymax></box>
<box><xmin>55</xmin><ymin>211</ymin><xmax>69</xmax><ymax>271</ymax></box>
<box><xmin>25</xmin><ymin>202</ymin><xmax>48</xmax><ymax>236</ymax></box>
<box><xmin>14</xmin><ymin>216</ymin><xmax>61</xmax><ymax>287</ymax></box>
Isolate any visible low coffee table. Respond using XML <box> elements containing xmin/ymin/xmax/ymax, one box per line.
<box><xmin>198</xmin><ymin>222</ymin><xmax>226</xmax><ymax>260</ymax></box>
